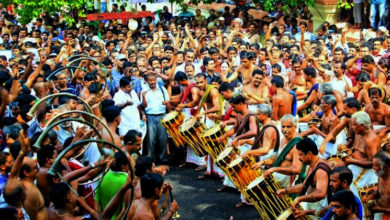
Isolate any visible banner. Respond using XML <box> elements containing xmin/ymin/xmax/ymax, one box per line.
<box><xmin>86</xmin><ymin>11</ymin><xmax>155</xmax><ymax>21</ymax></box>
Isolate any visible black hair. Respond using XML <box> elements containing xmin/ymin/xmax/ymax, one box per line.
<box><xmin>203</xmin><ymin>57</ymin><xmax>213</xmax><ymax>67</ymax></box>
<box><xmin>252</xmin><ymin>69</ymin><xmax>264</xmax><ymax>77</ymax></box>
<box><xmin>356</xmin><ymin>71</ymin><xmax>370</xmax><ymax>82</ymax></box>
<box><xmin>374</xmin><ymin>151</ymin><xmax>390</xmax><ymax>167</ymax></box>
<box><xmin>229</xmin><ymin>95</ymin><xmax>246</xmax><ymax>104</ymax></box>
<box><xmin>271</xmin><ymin>64</ymin><xmax>281</xmax><ymax>72</ymax></box>
<box><xmin>368</xmin><ymin>87</ymin><xmax>382</xmax><ymax>97</ymax></box>
<box><xmin>239</xmin><ymin>50</ymin><xmax>251</xmax><ymax>60</ymax></box>
<box><xmin>296</xmin><ymin>138</ymin><xmax>318</xmax><ymax>155</ymax></box>
<box><xmin>303</xmin><ymin>66</ymin><xmax>317</xmax><ymax>78</ymax></box>
<box><xmin>119</xmin><ymin>77</ymin><xmax>131</xmax><ymax>88</ymax></box>
<box><xmin>271</xmin><ymin>76</ymin><xmax>284</xmax><ymax>88</ymax></box>
<box><xmin>9</xmin><ymin>141</ymin><xmax>21</xmax><ymax>160</ymax></box>
<box><xmin>102</xmin><ymin>105</ymin><xmax>121</xmax><ymax>123</ymax></box>
<box><xmin>0</xmin><ymin>152</ymin><xmax>10</xmax><ymax>167</ymax></box>
<box><xmin>123</xmin><ymin>129</ymin><xmax>142</xmax><ymax>145</ymax></box>
<box><xmin>111</xmin><ymin>152</ymin><xmax>128</xmax><ymax>172</ymax></box>
<box><xmin>227</xmin><ymin>46</ymin><xmax>238</xmax><ymax>53</ymax></box>
<box><xmin>135</xmin><ymin>156</ymin><xmax>153</xmax><ymax>177</ymax></box>
<box><xmin>141</xmin><ymin>173</ymin><xmax>164</xmax><ymax>199</ymax></box>
<box><xmin>3</xmin><ymin>182</ymin><xmax>25</xmax><ymax>206</ymax></box>
<box><xmin>218</xmin><ymin>82</ymin><xmax>234</xmax><ymax>93</ymax></box>
<box><xmin>332</xmin><ymin>166</ymin><xmax>353</xmax><ymax>186</ymax></box>
<box><xmin>174</xmin><ymin>71</ymin><xmax>188</xmax><ymax>82</ymax></box>
<box><xmin>49</xmin><ymin>182</ymin><xmax>70</xmax><ymax>209</ymax></box>
<box><xmin>0</xmin><ymin>207</ymin><xmax>19</xmax><ymax>220</ymax></box>
<box><xmin>331</xmin><ymin>190</ymin><xmax>357</xmax><ymax>213</ymax></box>
<box><xmin>361</xmin><ymin>55</ymin><xmax>375</xmax><ymax>64</ymax></box>
<box><xmin>37</xmin><ymin>144</ymin><xmax>56</xmax><ymax>167</ymax></box>
<box><xmin>209</xmin><ymin>47</ymin><xmax>219</xmax><ymax>55</ymax></box>
<box><xmin>343</xmin><ymin>98</ymin><xmax>361</xmax><ymax>110</ymax></box>
<box><xmin>195</xmin><ymin>73</ymin><xmax>206</xmax><ymax>79</ymax></box>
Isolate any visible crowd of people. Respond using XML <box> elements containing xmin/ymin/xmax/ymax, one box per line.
<box><xmin>0</xmin><ymin>1</ymin><xmax>389</xmax><ymax>219</ymax></box>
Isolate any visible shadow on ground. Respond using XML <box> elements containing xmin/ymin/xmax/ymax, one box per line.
<box><xmin>162</xmin><ymin>166</ymin><xmax>260</xmax><ymax>220</ymax></box>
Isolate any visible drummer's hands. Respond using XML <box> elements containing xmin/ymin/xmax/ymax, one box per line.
<box><xmin>291</xmin><ymin>197</ymin><xmax>301</xmax><ymax>212</ymax></box>
<box><xmin>293</xmin><ymin>209</ymin><xmax>309</xmax><ymax>219</ymax></box>
<box><xmin>169</xmin><ymin>200</ymin><xmax>179</xmax><ymax>213</ymax></box>
<box><xmin>241</xmin><ymin>150</ymin><xmax>251</xmax><ymax>159</ymax></box>
<box><xmin>319</xmin><ymin>143</ymin><xmax>326</xmax><ymax>155</ymax></box>
<box><xmin>263</xmin><ymin>168</ymin><xmax>274</xmax><ymax>178</ymax></box>
<box><xmin>217</xmin><ymin>135</ymin><xmax>226</xmax><ymax>144</ymax></box>
<box><xmin>251</xmin><ymin>160</ymin><xmax>264</xmax><ymax>170</ymax></box>
<box><xmin>162</xmin><ymin>182</ymin><xmax>173</xmax><ymax>192</ymax></box>
<box><xmin>176</xmin><ymin>104</ymin><xmax>185</xmax><ymax>111</ymax></box>
<box><xmin>195</xmin><ymin>113</ymin><xmax>203</xmax><ymax>121</ymax></box>
<box><xmin>276</xmin><ymin>188</ymin><xmax>287</xmax><ymax>196</ymax></box>
<box><xmin>231</xmin><ymin>138</ymin><xmax>239</xmax><ymax>147</ymax></box>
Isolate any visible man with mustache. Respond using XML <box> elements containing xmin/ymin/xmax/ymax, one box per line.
<box><xmin>344</xmin><ymin>112</ymin><xmax>381</xmax><ymax>190</ymax></box>
<box><xmin>242</xmin><ymin>70</ymin><xmax>270</xmax><ymax>113</ymax></box>
<box><xmin>296</xmin><ymin>167</ymin><xmax>363</xmax><ymax>219</ymax></box>
<box><xmin>254</xmin><ymin>114</ymin><xmax>304</xmax><ymax>188</ymax></box>
<box><xmin>371</xmin><ymin>151</ymin><xmax>390</xmax><ymax>219</ymax></box>
<box><xmin>364</xmin><ymin>87</ymin><xmax>390</xmax><ymax>128</ymax></box>
<box><xmin>320</xmin><ymin>98</ymin><xmax>361</xmax><ymax>154</ymax></box>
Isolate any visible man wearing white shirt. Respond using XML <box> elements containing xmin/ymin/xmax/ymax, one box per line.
<box><xmin>113</xmin><ymin>77</ymin><xmax>144</xmax><ymax>136</ymax></box>
<box><xmin>141</xmin><ymin>74</ymin><xmax>170</xmax><ymax>163</ymax></box>
<box><xmin>330</xmin><ymin>61</ymin><xmax>352</xmax><ymax>97</ymax></box>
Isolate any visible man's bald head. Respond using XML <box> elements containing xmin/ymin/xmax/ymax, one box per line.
<box><xmin>4</xmin><ymin>180</ymin><xmax>25</xmax><ymax>207</ymax></box>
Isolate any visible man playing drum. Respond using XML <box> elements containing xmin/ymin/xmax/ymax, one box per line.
<box><xmin>169</xmin><ymin>71</ymin><xmax>204</xmax><ymax>170</ymax></box>
<box><xmin>253</xmin><ymin>114</ymin><xmax>304</xmax><ymax>188</ymax></box>
<box><xmin>217</xmin><ymin>95</ymin><xmax>258</xmax><ymax>207</ymax></box>
<box><xmin>241</xmin><ymin>104</ymin><xmax>280</xmax><ymax>162</ymax></box>
<box><xmin>194</xmin><ymin>73</ymin><xmax>223</xmax><ymax>179</ymax></box>
<box><xmin>276</xmin><ymin>138</ymin><xmax>331</xmax><ymax>220</ymax></box>
<box><xmin>344</xmin><ymin>112</ymin><xmax>381</xmax><ymax>189</ymax></box>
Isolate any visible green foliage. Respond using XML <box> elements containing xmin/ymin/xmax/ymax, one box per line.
<box><xmin>14</xmin><ymin>0</ymin><xmax>91</xmax><ymax>25</ymax></box>
<box><xmin>337</xmin><ymin>0</ymin><xmax>354</xmax><ymax>9</ymax></box>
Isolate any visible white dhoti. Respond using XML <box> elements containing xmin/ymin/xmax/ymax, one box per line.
<box><xmin>301</xmin><ymin>200</ymin><xmax>326</xmax><ymax>220</ymax></box>
<box><xmin>273</xmin><ymin>172</ymin><xmax>290</xmax><ymax>188</ymax></box>
<box><xmin>309</xmin><ymin>135</ymin><xmax>337</xmax><ymax>159</ymax></box>
<box><xmin>349</xmin><ymin>165</ymin><xmax>378</xmax><ymax>189</ymax></box>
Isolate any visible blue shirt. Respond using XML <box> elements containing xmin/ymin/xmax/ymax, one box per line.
<box><xmin>371</xmin><ymin>0</ymin><xmax>385</xmax><ymax>4</ymax></box>
<box><xmin>0</xmin><ymin>174</ymin><xmax>8</xmax><ymax>195</ymax></box>
<box><xmin>321</xmin><ymin>195</ymin><xmax>363</xmax><ymax>220</ymax></box>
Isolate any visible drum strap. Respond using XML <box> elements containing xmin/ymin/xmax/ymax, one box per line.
<box><xmin>196</xmin><ymin>85</ymin><xmax>214</xmax><ymax>115</ymax></box>
<box><xmin>235</xmin><ymin>114</ymin><xmax>254</xmax><ymax>137</ymax></box>
<box><xmin>300</xmin><ymin>162</ymin><xmax>332</xmax><ymax>197</ymax></box>
<box><xmin>251</xmin><ymin>124</ymin><xmax>280</xmax><ymax>158</ymax></box>
<box><xmin>180</xmin><ymin>82</ymin><xmax>196</xmax><ymax>104</ymax></box>
<box><xmin>272</xmin><ymin>137</ymin><xmax>302</xmax><ymax>168</ymax></box>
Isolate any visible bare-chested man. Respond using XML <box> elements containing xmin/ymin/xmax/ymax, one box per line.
<box><xmin>228</xmin><ymin>50</ymin><xmax>259</xmax><ymax>85</ymax></box>
<box><xmin>195</xmin><ymin>73</ymin><xmax>223</xmax><ymax>178</ymax></box>
<box><xmin>320</xmin><ymin>97</ymin><xmax>361</xmax><ymax>154</ymax></box>
<box><xmin>242</xmin><ymin>70</ymin><xmax>270</xmax><ymax>112</ymax></box>
<box><xmin>372</xmin><ymin>151</ymin><xmax>390</xmax><ymax>219</ymax></box>
<box><xmin>128</xmin><ymin>173</ymin><xmax>179</xmax><ymax>220</ymax></box>
<box><xmin>242</xmin><ymin>104</ymin><xmax>279</xmax><ymax>161</ymax></box>
<box><xmin>364</xmin><ymin>87</ymin><xmax>390</xmax><ymax>127</ymax></box>
<box><xmin>37</xmin><ymin>144</ymin><xmax>58</xmax><ymax>207</ymax></box>
<box><xmin>318</xmin><ymin>83</ymin><xmax>344</xmax><ymax>118</ymax></box>
<box><xmin>288</xmin><ymin>57</ymin><xmax>307</xmax><ymax>100</ymax></box>
<box><xmin>270</xmin><ymin>76</ymin><xmax>294</xmax><ymax>121</ymax></box>
<box><xmin>276</xmin><ymin>138</ymin><xmax>331</xmax><ymax>218</ymax></box>
<box><xmin>101</xmin><ymin>104</ymin><xmax>122</xmax><ymax>148</ymax></box>
<box><xmin>172</xmin><ymin>71</ymin><xmax>200</xmax><ymax>112</ymax></box>
<box><xmin>254</xmin><ymin>114</ymin><xmax>304</xmax><ymax>188</ymax></box>
<box><xmin>6</xmin><ymin>130</ymin><xmax>47</xmax><ymax>220</ymax></box>
<box><xmin>299</xmin><ymin>95</ymin><xmax>339</xmax><ymax>157</ymax></box>
<box><xmin>345</xmin><ymin>111</ymin><xmax>381</xmax><ymax>188</ymax></box>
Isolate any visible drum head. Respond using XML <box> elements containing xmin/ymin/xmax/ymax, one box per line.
<box><xmin>180</xmin><ymin>117</ymin><xmax>197</xmax><ymax>132</ymax></box>
<box><xmin>276</xmin><ymin>209</ymin><xmax>292</xmax><ymax>220</ymax></box>
<box><xmin>228</xmin><ymin>157</ymin><xmax>243</xmax><ymax>168</ymax></box>
<box><xmin>202</xmin><ymin>124</ymin><xmax>222</xmax><ymax>138</ymax></box>
<box><xmin>246</xmin><ymin>176</ymin><xmax>265</xmax><ymax>190</ymax></box>
<box><xmin>162</xmin><ymin>111</ymin><xmax>179</xmax><ymax>123</ymax></box>
<box><xmin>216</xmin><ymin>147</ymin><xmax>234</xmax><ymax>161</ymax></box>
